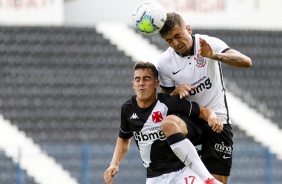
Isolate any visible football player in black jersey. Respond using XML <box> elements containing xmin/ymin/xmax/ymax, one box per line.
<box><xmin>104</xmin><ymin>61</ymin><xmax>223</xmax><ymax>184</ymax></box>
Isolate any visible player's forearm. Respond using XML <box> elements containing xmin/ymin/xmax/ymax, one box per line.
<box><xmin>161</xmin><ymin>87</ymin><xmax>174</xmax><ymax>95</ymax></box>
<box><xmin>110</xmin><ymin>138</ymin><xmax>131</xmax><ymax>166</ymax></box>
<box><xmin>212</xmin><ymin>52</ymin><xmax>252</xmax><ymax>68</ymax></box>
<box><xmin>199</xmin><ymin>107</ymin><xmax>216</xmax><ymax>122</ymax></box>
<box><xmin>170</xmin><ymin>89</ymin><xmax>180</xmax><ymax>97</ymax></box>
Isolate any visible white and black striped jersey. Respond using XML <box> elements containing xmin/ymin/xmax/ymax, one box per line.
<box><xmin>119</xmin><ymin>93</ymin><xmax>200</xmax><ymax>178</ymax></box>
<box><xmin>157</xmin><ymin>34</ymin><xmax>231</xmax><ymax>124</ymax></box>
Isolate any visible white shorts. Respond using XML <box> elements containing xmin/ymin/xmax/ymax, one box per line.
<box><xmin>146</xmin><ymin>166</ymin><xmax>204</xmax><ymax>184</ymax></box>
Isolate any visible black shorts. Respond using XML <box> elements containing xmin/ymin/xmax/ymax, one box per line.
<box><xmin>177</xmin><ymin>115</ymin><xmax>233</xmax><ymax>176</ymax></box>
<box><xmin>195</xmin><ymin>118</ymin><xmax>233</xmax><ymax>176</ymax></box>
<box><xmin>176</xmin><ymin>114</ymin><xmax>203</xmax><ymax>146</ymax></box>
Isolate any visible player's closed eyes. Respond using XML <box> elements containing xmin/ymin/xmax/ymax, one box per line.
<box><xmin>134</xmin><ymin>77</ymin><xmax>151</xmax><ymax>83</ymax></box>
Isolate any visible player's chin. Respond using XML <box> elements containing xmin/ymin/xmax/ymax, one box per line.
<box><xmin>178</xmin><ymin>46</ymin><xmax>190</xmax><ymax>55</ymax></box>
<box><xmin>136</xmin><ymin>93</ymin><xmax>145</xmax><ymax>98</ymax></box>
<box><xmin>174</xmin><ymin>48</ymin><xmax>183</xmax><ymax>53</ymax></box>
<box><xmin>138</xmin><ymin>93</ymin><xmax>151</xmax><ymax>100</ymax></box>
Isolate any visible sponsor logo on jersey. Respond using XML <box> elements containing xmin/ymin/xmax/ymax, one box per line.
<box><xmin>133</xmin><ymin>130</ymin><xmax>166</xmax><ymax>142</ymax></box>
<box><xmin>189</xmin><ymin>77</ymin><xmax>212</xmax><ymax>96</ymax></box>
<box><xmin>194</xmin><ymin>54</ymin><xmax>207</xmax><ymax>68</ymax></box>
<box><xmin>130</xmin><ymin>113</ymin><xmax>139</xmax><ymax>119</ymax></box>
<box><xmin>152</xmin><ymin>111</ymin><xmax>163</xmax><ymax>123</ymax></box>
<box><xmin>214</xmin><ymin>142</ymin><xmax>232</xmax><ymax>157</ymax></box>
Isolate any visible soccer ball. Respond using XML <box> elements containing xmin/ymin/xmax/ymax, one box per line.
<box><xmin>132</xmin><ymin>1</ymin><xmax>167</xmax><ymax>35</ymax></box>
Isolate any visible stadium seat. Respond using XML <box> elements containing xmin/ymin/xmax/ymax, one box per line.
<box><xmin>0</xmin><ymin>26</ymin><xmax>282</xmax><ymax>184</ymax></box>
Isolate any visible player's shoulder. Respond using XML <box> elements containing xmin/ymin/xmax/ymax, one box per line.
<box><xmin>195</xmin><ymin>33</ymin><xmax>225</xmax><ymax>44</ymax></box>
<box><xmin>194</xmin><ymin>33</ymin><xmax>209</xmax><ymax>38</ymax></box>
<box><xmin>157</xmin><ymin>93</ymin><xmax>182</xmax><ymax>104</ymax></box>
<box><xmin>157</xmin><ymin>92</ymin><xmax>170</xmax><ymax>101</ymax></box>
<box><xmin>121</xmin><ymin>96</ymin><xmax>135</xmax><ymax>109</ymax></box>
<box><xmin>160</xmin><ymin>47</ymin><xmax>174</xmax><ymax>56</ymax></box>
<box><xmin>158</xmin><ymin>47</ymin><xmax>174</xmax><ymax>65</ymax></box>
<box><xmin>194</xmin><ymin>33</ymin><xmax>213</xmax><ymax>42</ymax></box>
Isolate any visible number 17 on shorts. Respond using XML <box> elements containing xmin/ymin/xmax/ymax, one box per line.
<box><xmin>146</xmin><ymin>166</ymin><xmax>204</xmax><ymax>184</ymax></box>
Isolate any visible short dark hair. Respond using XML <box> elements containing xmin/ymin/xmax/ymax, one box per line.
<box><xmin>133</xmin><ymin>61</ymin><xmax>158</xmax><ymax>78</ymax></box>
<box><xmin>159</xmin><ymin>12</ymin><xmax>185</xmax><ymax>36</ymax></box>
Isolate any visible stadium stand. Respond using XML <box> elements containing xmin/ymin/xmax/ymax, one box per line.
<box><xmin>0</xmin><ymin>26</ymin><xmax>281</xmax><ymax>184</ymax></box>
<box><xmin>0</xmin><ymin>150</ymin><xmax>37</xmax><ymax>184</ymax></box>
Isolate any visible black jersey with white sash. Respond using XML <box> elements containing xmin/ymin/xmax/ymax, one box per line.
<box><xmin>119</xmin><ymin>93</ymin><xmax>200</xmax><ymax>177</ymax></box>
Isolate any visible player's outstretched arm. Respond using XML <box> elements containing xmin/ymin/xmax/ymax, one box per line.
<box><xmin>104</xmin><ymin>138</ymin><xmax>131</xmax><ymax>184</ymax></box>
<box><xmin>199</xmin><ymin>106</ymin><xmax>223</xmax><ymax>133</ymax></box>
<box><xmin>198</xmin><ymin>38</ymin><xmax>252</xmax><ymax>68</ymax></box>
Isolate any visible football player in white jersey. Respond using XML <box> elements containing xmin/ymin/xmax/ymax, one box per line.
<box><xmin>104</xmin><ymin>61</ymin><xmax>223</xmax><ymax>184</ymax></box>
<box><xmin>157</xmin><ymin>12</ymin><xmax>252</xmax><ymax>184</ymax></box>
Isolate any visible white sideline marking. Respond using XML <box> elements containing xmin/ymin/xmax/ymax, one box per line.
<box><xmin>227</xmin><ymin>92</ymin><xmax>282</xmax><ymax>159</ymax></box>
<box><xmin>0</xmin><ymin>115</ymin><xmax>79</xmax><ymax>184</ymax></box>
<box><xmin>96</xmin><ymin>22</ymin><xmax>163</xmax><ymax>66</ymax></box>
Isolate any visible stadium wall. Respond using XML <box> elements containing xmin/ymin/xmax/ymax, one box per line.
<box><xmin>64</xmin><ymin>0</ymin><xmax>282</xmax><ymax>30</ymax></box>
<box><xmin>0</xmin><ymin>0</ymin><xmax>64</xmax><ymax>26</ymax></box>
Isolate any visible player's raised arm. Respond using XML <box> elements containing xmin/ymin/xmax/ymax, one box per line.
<box><xmin>198</xmin><ymin>38</ymin><xmax>252</xmax><ymax>68</ymax></box>
<box><xmin>104</xmin><ymin>138</ymin><xmax>131</xmax><ymax>184</ymax></box>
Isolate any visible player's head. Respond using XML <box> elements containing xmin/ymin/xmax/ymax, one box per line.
<box><xmin>133</xmin><ymin>61</ymin><xmax>158</xmax><ymax>79</ymax></box>
<box><xmin>160</xmin><ymin>12</ymin><xmax>186</xmax><ymax>36</ymax></box>
<box><xmin>159</xmin><ymin>12</ymin><xmax>193</xmax><ymax>56</ymax></box>
<box><xmin>132</xmin><ymin>61</ymin><xmax>159</xmax><ymax>106</ymax></box>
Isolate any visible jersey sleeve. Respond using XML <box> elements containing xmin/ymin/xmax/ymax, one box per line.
<box><xmin>157</xmin><ymin>53</ymin><xmax>175</xmax><ymax>89</ymax></box>
<box><xmin>166</xmin><ymin>95</ymin><xmax>200</xmax><ymax>117</ymax></box>
<box><xmin>205</xmin><ymin>35</ymin><xmax>230</xmax><ymax>54</ymax></box>
<box><xmin>119</xmin><ymin>104</ymin><xmax>133</xmax><ymax>139</ymax></box>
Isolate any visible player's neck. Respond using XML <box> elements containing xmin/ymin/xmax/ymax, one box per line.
<box><xmin>176</xmin><ymin>35</ymin><xmax>195</xmax><ymax>57</ymax></box>
<box><xmin>136</xmin><ymin>93</ymin><xmax>157</xmax><ymax>108</ymax></box>
<box><xmin>175</xmin><ymin>47</ymin><xmax>192</xmax><ymax>57</ymax></box>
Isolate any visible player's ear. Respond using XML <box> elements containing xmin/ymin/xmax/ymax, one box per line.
<box><xmin>155</xmin><ymin>80</ymin><xmax>159</xmax><ymax>88</ymax></box>
<box><xmin>132</xmin><ymin>81</ymin><xmax>135</xmax><ymax>89</ymax></box>
<box><xmin>186</xmin><ymin>25</ymin><xmax>192</xmax><ymax>35</ymax></box>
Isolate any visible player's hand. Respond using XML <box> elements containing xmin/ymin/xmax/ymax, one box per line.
<box><xmin>104</xmin><ymin>165</ymin><xmax>119</xmax><ymax>184</ymax></box>
<box><xmin>207</xmin><ymin>117</ymin><xmax>223</xmax><ymax>133</ymax></box>
<box><xmin>170</xmin><ymin>84</ymin><xmax>196</xmax><ymax>99</ymax></box>
<box><xmin>198</xmin><ymin>38</ymin><xmax>214</xmax><ymax>59</ymax></box>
